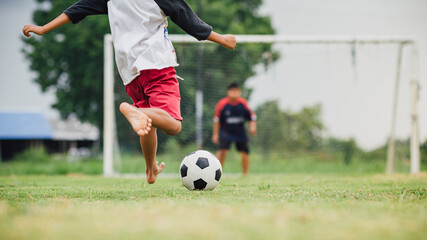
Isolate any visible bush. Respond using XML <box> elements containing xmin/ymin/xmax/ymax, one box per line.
<box><xmin>12</xmin><ymin>147</ymin><xmax>51</xmax><ymax>163</ymax></box>
<box><xmin>0</xmin><ymin>148</ymin><xmax>103</xmax><ymax>175</ymax></box>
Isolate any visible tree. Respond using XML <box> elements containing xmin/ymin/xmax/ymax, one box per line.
<box><xmin>23</xmin><ymin>0</ymin><xmax>110</xmax><ymax>125</ymax></box>
<box><xmin>252</xmin><ymin>101</ymin><xmax>285</xmax><ymax>157</ymax></box>
<box><xmin>253</xmin><ymin>101</ymin><xmax>325</xmax><ymax>157</ymax></box>
<box><xmin>327</xmin><ymin>137</ymin><xmax>358</xmax><ymax>165</ymax></box>
<box><xmin>289</xmin><ymin>104</ymin><xmax>324</xmax><ymax>151</ymax></box>
<box><xmin>23</xmin><ymin>0</ymin><xmax>275</xmax><ymax>151</ymax></box>
<box><xmin>421</xmin><ymin>139</ymin><xmax>427</xmax><ymax>165</ymax></box>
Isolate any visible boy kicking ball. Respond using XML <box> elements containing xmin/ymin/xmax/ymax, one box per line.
<box><xmin>23</xmin><ymin>0</ymin><xmax>236</xmax><ymax>184</ymax></box>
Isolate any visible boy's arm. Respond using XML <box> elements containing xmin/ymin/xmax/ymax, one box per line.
<box><xmin>212</xmin><ymin>122</ymin><xmax>220</xmax><ymax>144</ymax></box>
<box><xmin>22</xmin><ymin>0</ymin><xmax>108</xmax><ymax>37</ymax></box>
<box><xmin>23</xmin><ymin>13</ymin><xmax>70</xmax><ymax>37</ymax></box>
<box><xmin>207</xmin><ymin>32</ymin><xmax>236</xmax><ymax>50</ymax></box>
<box><xmin>249</xmin><ymin>120</ymin><xmax>257</xmax><ymax>136</ymax></box>
<box><xmin>240</xmin><ymin>98</ymin><xmax>257</xmax><ymax>136</ymax></box>
<box><xmin>212</xmin><ymin>101</ymin><xmax>223</xmax><ymax>144</ymax></box>
<box><xmin>154</xmin><ymin>0</ymin><xmax>236</xmax><ymax>50</ymax></box>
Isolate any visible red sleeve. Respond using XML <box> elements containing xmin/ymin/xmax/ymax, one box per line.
<box><xmin>239</xmin><ymin>98</ymin><xmax>257</xmax><ymax>121</ymax></box>
<box><xmin>213</xmin><ymin>98</ymin><xmax>229</xmax><ymax>122</ymax></box>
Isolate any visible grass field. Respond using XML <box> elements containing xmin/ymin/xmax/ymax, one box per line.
<box><xmin>1</xmin><ymin>148</ymin><xmax>408</xmax><ymax>175</ymax></box>
<box><xmin>0</xmin><ymin>173</ymin><xmax>425</xmax><ymax>240</ymax></box>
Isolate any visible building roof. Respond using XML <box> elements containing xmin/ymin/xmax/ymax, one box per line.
<box><xmin>0</xmin><ymin>112</ymin><xmax>53</xmax><ymax>140</ymax></box>
<box><xmin>0</xmin><ymin>112</ymin><xmax>99</xmax><ymax>141</ymax></box>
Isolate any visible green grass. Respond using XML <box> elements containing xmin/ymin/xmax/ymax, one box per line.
<box><xmin>3</xmin><ymin>146</ymin><xmax>424</xmax><ymax>176</ymax></box>
<box><xmin>0</xmin><ymin>173</ymin><xmax>426</xmax><ymax>240</ymax></box>
<box><xmin>0</xmin><ymin>150</ymin><xmax>393</xmax><ymax>176</ymax></box>
<box><xmin>119</xmin><ymin>151</ymin><xmax>390</xmax><ymax>174</ymax></box>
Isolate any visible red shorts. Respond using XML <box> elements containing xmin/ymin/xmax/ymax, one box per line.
<box><xmin>125</xmin><ymin>67</ymin><xmax>182</xmax><ymax>121</ymax></box>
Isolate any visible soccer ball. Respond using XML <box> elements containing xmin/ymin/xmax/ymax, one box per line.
<box><xmin>180</xmin><ymin>150</ymin><xmax>222</xmax><ymax>191</ymax></box>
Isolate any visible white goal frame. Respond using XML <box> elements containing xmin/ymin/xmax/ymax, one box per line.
<box><xmin>103</xmin><ymin>34</ymin><xmax>421</xmax><ymax>176</ymax></box>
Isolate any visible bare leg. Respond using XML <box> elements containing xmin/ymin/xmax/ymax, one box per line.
<box><xmin>240</xmin><ymin>152</ymin><xmax>249</xmax><ymax>175</ymax></box>
<box><xmin>216</xmin><ymin>150</ymin><xmax>229</xmax><ymax>166</ymax></box>
<box><xmin>120</xmin><ymin>102</ymin><xmax>181</xmax><ymax>136</ymax></box>
<box><xmin>140</xmin><ymin>127</ymin><xmax>165</xmax><ymax>184</ymax></box>
<box><xmin>120</xmin><ymin>102</ymin><xmax>182</xmax><ymax>184</ymax></box>
<box><xmin>121</xmin><ymin>102</ymin><xmax>181</xmax><ymax>184</ymax></box>
<box><xmin>137</xmin><ymin>108</ymin><xmax>182</xmax><ymax>136</ymax></box>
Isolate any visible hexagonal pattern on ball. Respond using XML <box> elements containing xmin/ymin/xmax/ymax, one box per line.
<box><xmin>179</xmin><ymin>150</ymin><xmax>223</xmax><ymax>191</ymax></box>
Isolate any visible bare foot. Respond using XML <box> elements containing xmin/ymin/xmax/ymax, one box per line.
<box><xmin>146</xmin><ymin>161</ymin><xmax>165</xmax><ymax>184</ymax></box>
<box><xmin>119</xmin><ymin>102</ymin><xmax>152</xmax><ymax>136</ymax></box>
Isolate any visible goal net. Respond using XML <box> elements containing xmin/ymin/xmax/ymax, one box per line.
<box><xmin>103</xmin><ymin>34</ymin><xmax>421</xmax><ymax>176</ymax></box>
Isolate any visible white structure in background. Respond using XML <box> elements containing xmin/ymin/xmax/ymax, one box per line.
<box><xmin>0</xmin><ymin>111</ymin><xmax>99</xmax><ymax>160</ymax></box>
<box><xmin>50</xmin><ymin>116</ymin><xmax>99</xmax><ymax>141</ymax></box>
<box><xmin>50</xmin><ymin>116</ymin><xmax>99</xmax><ymax>158</ymax></box>
<box><xmin>103</xmin><ymin>34</ymin><xmax>420</xmax><ymax>176</ymax></box>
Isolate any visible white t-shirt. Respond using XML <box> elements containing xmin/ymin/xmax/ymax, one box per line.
<box><xmin>107</xmin><ymin>0</ymin><xmax>177</xmax><ymax>85</ymax></box>
<box><xmin>64</xmin><ymin>0</ymin><xmax>212</xmax><ymax>85</ymax></box>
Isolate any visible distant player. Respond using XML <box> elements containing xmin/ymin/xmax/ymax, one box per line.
<box><xmin>212</xmin><ymin>83</ymin><xmax>257</xmax><ymax>175</ymax></box>
<box><xmin>22</xmin><ymin>0</ymin><xmax>236</xmax><ymax>184</ymax></box>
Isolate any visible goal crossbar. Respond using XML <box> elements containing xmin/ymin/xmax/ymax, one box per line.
<box><xmin>169</xmin><ymin>34</ymin><xmax>417</xmax><ymax>44</ymax></box>
<box><xmin>103</xmin><ymin>34</ymin><xmax>421</xmax><ymax>176</ymax></box>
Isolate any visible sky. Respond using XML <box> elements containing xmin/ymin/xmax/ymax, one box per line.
<box><xmin>247</xmin><ymin>0</ymin><xmax>427</xmax><ymax>149</ymax></box>
<box><xmin>0</xmin><ymin>0</ymin><xmax>426</xmax><ymax>149</ymax></box>
<box><xmin>0</xmin><ymin>0</ymin><xmax>57</xmax><ymax>118</ymax></box>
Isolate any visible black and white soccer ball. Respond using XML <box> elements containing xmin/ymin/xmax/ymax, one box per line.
<box><xmin>180</xmin><ymin>150</ymin><xmax>222</xmax><ymax>191</ymax></box>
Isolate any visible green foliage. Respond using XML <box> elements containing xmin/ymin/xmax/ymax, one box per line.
<box><xmin>156</xmin><ymin>0</ymin><xmax>276</xmax><ymax>149</ymax></box>
<box><xmin>252</xmin><ymin>101</ymin><xmax>285</xmax><ymax>156</ymax></box>
<box><xmin>23</xmin><ymin>0</ymin><xmax>275</xmax><ymax>151</ymax></box>
<box><xmin>5</xmin><ymin>147</ymin><xmax>415</xmax><ymax>176</ymax></box>
<box><xmin>12</xmin><ymin>147</ymin><xmax>50</xmax><ymax>163</ymax></box>
<box><xmin>253</xmin><ymin>101</ymin><xmax>324</xmax><ymax>157</ymax></box>
<box><xmin>327</xmin><ymin>137</ymin><xmax>359</xmax><ymax>165</ymax></box>
<box><xmin>23</xmin><ymin>0</ymin><xmax>110</xmax><ymax>125</ymax></box>
<box><xmin>169</xmin><ymin>0</ymin><xmax>275</xmax><ymax>35</ymax></box>
<box><xmin>420</xmin><ymin>139</ymin><xmax>427</xmax><ymax>164</ymax></box>
<box><xmin>1</xmin><ymin>148</ymin><xmax>102</xmax><ymax>175</ymax></box>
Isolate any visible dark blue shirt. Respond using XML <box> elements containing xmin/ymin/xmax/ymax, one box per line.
<box><xmin>214</xmin><ymin>97</ymin><xmax>256</xmax><ymax>142</ymax></box>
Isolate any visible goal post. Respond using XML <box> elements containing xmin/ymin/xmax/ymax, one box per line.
<box><xmin>103</xmin><ymin>34</ymin><xmax>114</xmax><ymax>177</ymax></box>
<box><xmin>103</xmin><ymin>34</ymin><xmax>421</xmax><ymax>176</ymax></box>
<box><xmin>410</xmin><ymin>43</ymin><xmax>421</xmax><ymax>174</ymax></box>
